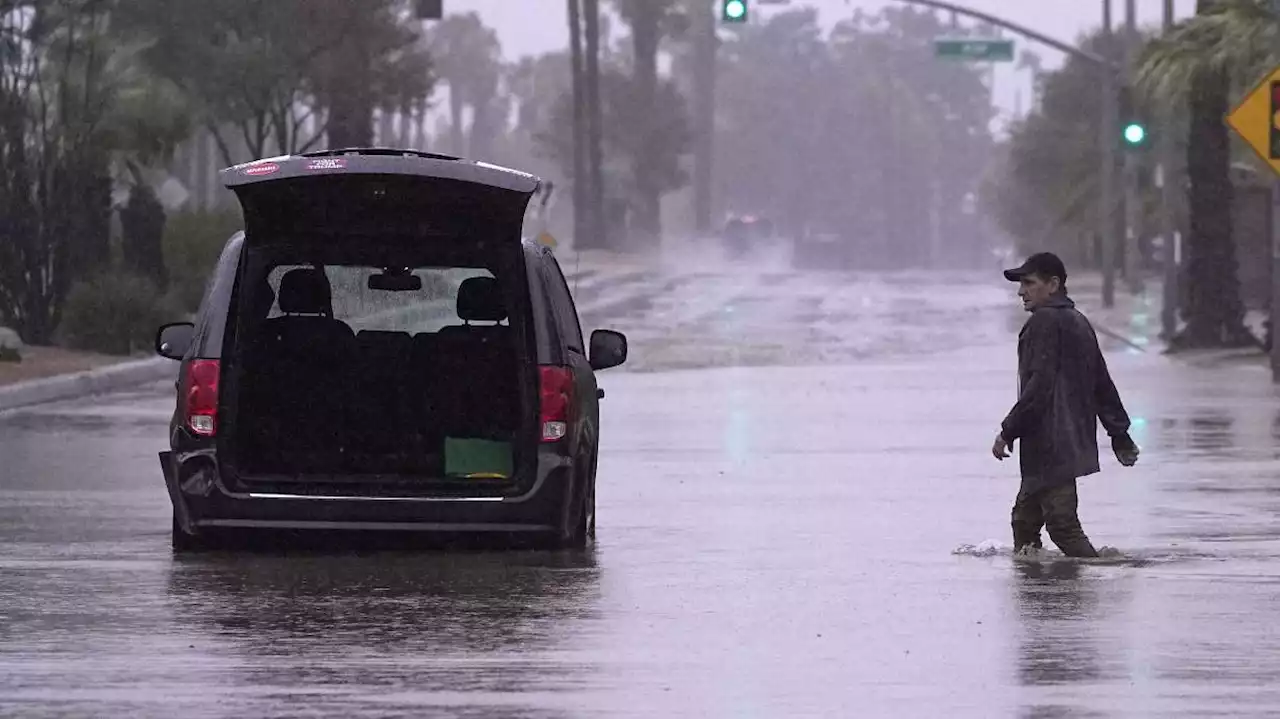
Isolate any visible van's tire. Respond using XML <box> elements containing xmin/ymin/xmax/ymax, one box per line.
<box><xmin>554</xmin><ymin>466</ymin><xmax>596</xmax><ymax>550</ymax></box>
<box><xmin>171</xmin><ymin>513</ymin><xmax>210</xmax><ymax>553</ymax></box>
<box><xmin>562</xmin><ymin>482</ymin><xmax>593</xmax><ymax>549</ymax></box>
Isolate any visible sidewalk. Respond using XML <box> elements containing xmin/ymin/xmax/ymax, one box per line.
<box><xmin>1069</xmin><ymin>271</ymin><xmax>1270</xmax><ymax>370</ymax></box>
<box><xmin>0</xmin><ymin>252</ymin><xmax>645</xmax><ymax>412</ymax></box>
<box><xmin>0</xmin><ymin>345</ymin><xmax>141</xmax><ymax>388</ymax></box>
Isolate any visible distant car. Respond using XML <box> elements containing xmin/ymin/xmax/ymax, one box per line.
<box><xmin>721</xmin><ymin>214</ymin><xmax>775</xmax><ymax>258</ymax></box>
<box><xmin>791</xmin><ymin>226</ymin><xmax>848</xmax><ymax>269</ymax></box>
<box><xmin>154</xmin><ymin>148</ymin><xmax>628</xmax><ymax>551</ymax></box>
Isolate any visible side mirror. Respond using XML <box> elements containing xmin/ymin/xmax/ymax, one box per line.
<box><xmin>155</xmin><ymin>322</ymin><xmax>195</xmax><ymax>361</ymax></box>
<box><xmin>589</xmin><ymin>329</ymin><xmax>627</xmax><ymax>371</ymax></box>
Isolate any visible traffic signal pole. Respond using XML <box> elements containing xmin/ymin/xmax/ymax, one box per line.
<box><xmin>892</xmin><ymin>0</ymin><xmax>1122</xmax><ymax>307</ymax></box>
<box><xmin>1121</xmin><ymin>0</ymin><xmax>1140</xmax><ymax>294</ymax></box>
<box><xmin>892</xmin><ymin>0</ymin><xmax>1114</xmax><ymax>68</ymax></box>
<box><xmin>1271</xmin><ymin>0</ymin><xmax>1280</xmax><ymax>379</ymax></box>
<box><xmin>1100</xmin><ymin>0</ymin><xmax>1118</xmax><ymax>307</ymax></box>
<box><xmin>693</xmin><ymin>0</ymin><xmax>718</xmax><ymax>233</ymax></box>
<box><xmin>1160</xmin><ymin>0</ymin><xmax>1179</xmax><ymax>341</ymax></box>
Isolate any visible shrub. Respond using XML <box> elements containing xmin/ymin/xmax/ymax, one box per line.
<box><xmin>0</xmin><ymin>326</ymin><xmax>18</xmax><ymax>362</ymax></box>
<box><xmin>60</xmin><ymin>270</ymin><xmax>180</xmax><ymax>356</ymax></box>
<box><xmin>164</xmin><ymin>208</ymin><xmax>244</xmax><ymax>313</ymax></box>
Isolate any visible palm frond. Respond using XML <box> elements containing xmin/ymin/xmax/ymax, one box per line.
<box><xmin>1137</xmin><ymin>0</ymin><xmax>1279</xmax><ymax>110</ymax></box>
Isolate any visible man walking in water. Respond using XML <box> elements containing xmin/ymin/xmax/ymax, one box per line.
<box><xmin>992</xmin><ymin>252</ymin><xmax>1140</xmax><ymax>558</ymax></box>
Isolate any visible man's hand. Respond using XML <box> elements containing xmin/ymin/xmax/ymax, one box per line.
<box><xmin>1112</xmin><ymin>434</ymin><xmax>1139</xmax><ymax>467</ymax></box>
<box><xmin>992</xmin><ymin>432</ymin><xmax>1011</xmax><ymax>461</ymax></box>
<box><xmin>1115</xmin><ymin>446</ymin><xmax>1139</xmax><ymax>467</ymax></box>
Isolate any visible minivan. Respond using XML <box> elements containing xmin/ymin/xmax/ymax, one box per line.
<box><xmin>154</xmin><ymin>149</ymin><xmax>628</xmax><ymax>551</ymax></box>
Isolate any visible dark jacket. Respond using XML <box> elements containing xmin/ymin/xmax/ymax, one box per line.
<box><xmin>1000</xmin><ymin>293</ymin><xmax>1132</xmax><ymax>485</ymax></box>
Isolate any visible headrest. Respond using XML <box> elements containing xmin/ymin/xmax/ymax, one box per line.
<box><xmin>456</xmin><ymin>276</ymin><xmax>506</xmax><ymax>323</ymax></box>
<box><xmin>278</xmin><ymin>268</ymin><xmax>333</xmax><ymax>316</ymax></box>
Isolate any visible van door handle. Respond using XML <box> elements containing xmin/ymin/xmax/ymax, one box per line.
<box><xmin>597</xmin><ymin>388</ymin><xmax>605</xmax><ymax>399</ymax></box>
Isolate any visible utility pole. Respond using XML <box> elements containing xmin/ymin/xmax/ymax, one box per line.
<box><xmin>1099</xmin><ymin>0</ymin><xmax>1117</xmax><ymax>307</ymax></box>
<box><xmin>1272</xmin><ymin>0</ymin><xmax>1280</xmax><ymax>378</ymax></box>
<box><xmin>566</xmin><ymin>0</ymin><xmax>587</xmax><ymax>249</ymax></box>
<box><xmin>692</xmin><ymin>0</ymin><xmax>716</xmax><ymax>234</ymax></box>
<box><xmin>1122</xmin><ymin>0</ymin><xmax>1141</xmax><ymax>293</ymax></box>
<box><xmin>584</xmin><ymin>0</ymin><xmax>605</xmax><ymax>248</ymax></box>
<box><xmin>1160</xmin><ymin>0</ymin><xmax>1179</xmax><ymax>340</ymax></box>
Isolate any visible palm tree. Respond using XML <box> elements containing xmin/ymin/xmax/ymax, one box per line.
<box><xmin>614</xmin><ymin>0</ymin><xmax>684</xmax><ymax>244</ymax></box>
<box><xmin>101</xmin><ymin>44</ymin><xmax>192</xmax><ymax>290</ymax></box>
<box><xmin>427</xmin><ymin>12</ymin><xmax>503</xmax><ymax>156</ymax></box>
<box><xmin>1136</xmin><ymin>0</ymin><xmax>1271</xmax><ymax>349</ymax></box>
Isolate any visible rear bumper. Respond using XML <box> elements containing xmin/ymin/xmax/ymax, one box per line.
<box><xmin>161</xmin><ymin>451</ymin><xmax>575</xmax><ymax>534</ymax></box>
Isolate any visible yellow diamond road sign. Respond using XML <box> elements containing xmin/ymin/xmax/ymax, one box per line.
<box><xmin>1226</xmin><ymin>63</ymin><xmax>1280</xmax><ymax>177</ymax></box>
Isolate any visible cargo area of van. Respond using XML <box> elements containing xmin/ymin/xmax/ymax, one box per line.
<box><xmin>196</xmin><ymin>170</ymin><xmax>543</xmax><ymax>492</ymax></box>
<box><xmin>225</xmin><ymin>257</ymin><xmax>533</xmax><ymax>485</ymax></box>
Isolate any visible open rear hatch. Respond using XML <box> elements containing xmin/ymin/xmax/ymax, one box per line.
<box><xmin>217</xmin><ymin>151</ymin><xmax>542</xmax><ymax>496</ymax></box>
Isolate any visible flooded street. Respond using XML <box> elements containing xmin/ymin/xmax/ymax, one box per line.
<box><xmin>3</xmin><ymin>262</ymin><xmax>1280</xmax><ymax>717</ymax></box>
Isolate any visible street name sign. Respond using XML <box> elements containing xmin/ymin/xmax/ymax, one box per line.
<box><xmin>933</xmin><ymin>37</ymin><xmax>1014</xmax><ymax>62</ymax></box>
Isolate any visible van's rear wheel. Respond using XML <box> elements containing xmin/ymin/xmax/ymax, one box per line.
<box><xmin>579</xmin><ymin>477</ymin><xmax>597</xmax><ymax>544</ymax></box>
<box><xmin>555</xmin><ymin>474</ymin><xmax>595</xmax><ymax>550</ymax></box>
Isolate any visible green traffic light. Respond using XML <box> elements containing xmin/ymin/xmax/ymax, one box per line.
<box><xmin>1123</xmin><ymin>123</ymin><xmax>1146</xmax><ymax>145</ymax></box>
<box><xmin>723</xmin><ymin>0</ymin><xmax>746</xmax><ymax>21</ymax></box>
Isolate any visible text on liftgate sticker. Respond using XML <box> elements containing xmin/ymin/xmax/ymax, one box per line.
<box><xmin>242</xmin><ymin>162</ymin><xmax>280</xmax><ymax>177</ymax></box>
<box><xmin>307</xmin><ymin>158</ymin><xmax>346</xmax><ymax>171</ymax></box>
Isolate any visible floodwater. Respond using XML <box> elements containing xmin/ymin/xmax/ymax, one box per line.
<box><xmin>2</xmin><ymin>257</ymin><xmax>1279</xmax><ymax>717</ymax></box>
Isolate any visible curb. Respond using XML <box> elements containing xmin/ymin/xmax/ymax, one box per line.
<box><xmin>1085</xmin><ymin>315</ymin><xmax>1270</xmax><ymax>370</ymax></box>
<box><xmin>0</xmin><ymin>259</ymin><xmax>648</xmax><ymax>413</ymax></box>
<box><xmin>0</xmin><ymin>356</ymin><xmax>175</xmax><ymax>413</ymax></box>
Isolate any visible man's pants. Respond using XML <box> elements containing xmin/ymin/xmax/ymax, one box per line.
<box><xmin>1011</xmin><ymin>479</ymin><xmax>1099</xmax><ymax>558</ymax></box>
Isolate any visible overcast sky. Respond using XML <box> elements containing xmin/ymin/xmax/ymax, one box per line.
<box><xmin>445</xmin><ymin>0</ymin><xmax>1200</xmax><ymax>129</ymax></box>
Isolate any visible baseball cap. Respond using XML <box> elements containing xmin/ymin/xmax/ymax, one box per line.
<box><xmin>1003</xmin><ymin>252</ymin><xmax>1067</xmax><ymax>283</ymax></box>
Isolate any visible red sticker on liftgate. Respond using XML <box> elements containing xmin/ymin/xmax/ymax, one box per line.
<box><xmin>307</xmin><ymin>158</ymin><xmax>346</xmax><ymax>170</ymax></box>
<box><xmin>242</xmin><ymin>162</ymin><xmax>280</xmax><ymax>177</ymax></box>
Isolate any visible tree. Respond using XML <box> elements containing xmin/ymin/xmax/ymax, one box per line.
<box><xmin>613</xmin><ymin>0</ymin><xmax>686</xmax><ymax>242</ymax></box>
<box><xmin>116</xmin><ymin>0</ymin><xmax>433</xmax><ymax>163</ymax></box>
<box><xmin>427</xmin><ymin>11</ymin><xmax>502</xmax><ymax>157</ymax></box>
<box><xmin>830</xmin><ymin>8</ymin><xmax>995</xmax><ymax>266</ymax></box>
<box><xmin>984</xmin><ymin>30</ymin><xmax>1166</xmax><ymax>269</ymax></box>
<box><xmin>501</xmin><ymin>51</ymin><xmax>576</xmax><ymax>184</ymax></box>
<box><xmin>114</xmin><ymin>0</ymin><xmax>316</xmax><ymax>163</ymax></box>
<box><xmin>97</xmin><ymin>40</ymin><xmax>191</xmax><ymax>290</ymax></box>
<box><xmin>303</xmin><ymin>0</ymin><xmax>434</xmax><ymax>149</ymax></box>
<box><xmin>1137</xmin><ymin>0</ymin><xmax>1267</xmax><ymax>349</ymax></box>
<box><xmin>539</xmin><ymin>67</ymin><xmax>691</xmax><ymax>235</ymax></box>
<box><xmin>711</xmin><ymin>7</ymin><xmax>993</xmax><ymax>267</ymax></box>
<box><xmin>0</xmin><ymin>1</ymin><xmax>122</xmax><ymax>342</ymax></box>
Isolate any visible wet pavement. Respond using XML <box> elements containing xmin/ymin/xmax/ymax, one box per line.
<box><xmin>3</xmin><ymin>258</ymin><xmax>1280</xmax><ymax>717</ymax></box>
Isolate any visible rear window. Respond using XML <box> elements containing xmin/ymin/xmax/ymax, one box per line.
<box><xmin>263</xmin><ymin>264</ymin><xmax>503</xmax><ymax>334</ymax></box>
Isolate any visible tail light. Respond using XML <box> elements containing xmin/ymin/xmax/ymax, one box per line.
<box><xmin>539</xmin><ymin>365</ymin><xmax>574</xmax><ymax>442</ymax></box>
<box><xmin>182</xmin><ymin>359</ymin><xmax>220</xmax><ymax>437</ymax></box>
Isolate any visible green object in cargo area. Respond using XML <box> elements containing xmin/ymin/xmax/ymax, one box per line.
<box><xmin>444</xmin><ymin>437</ymin><xmax>514</xmax><ymax>478</ymax></box>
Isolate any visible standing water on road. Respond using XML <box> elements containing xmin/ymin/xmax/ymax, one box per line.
<box><xmin>2</xmin><ymin>264</ymin><xmax>1280</xmax><ymax>717</ymax></box>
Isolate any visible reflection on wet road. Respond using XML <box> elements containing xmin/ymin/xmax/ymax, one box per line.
<box><xmin>3</xmin><ymin>264</ymin><xmax>1280</xmax><ymax>717</ymax></box>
